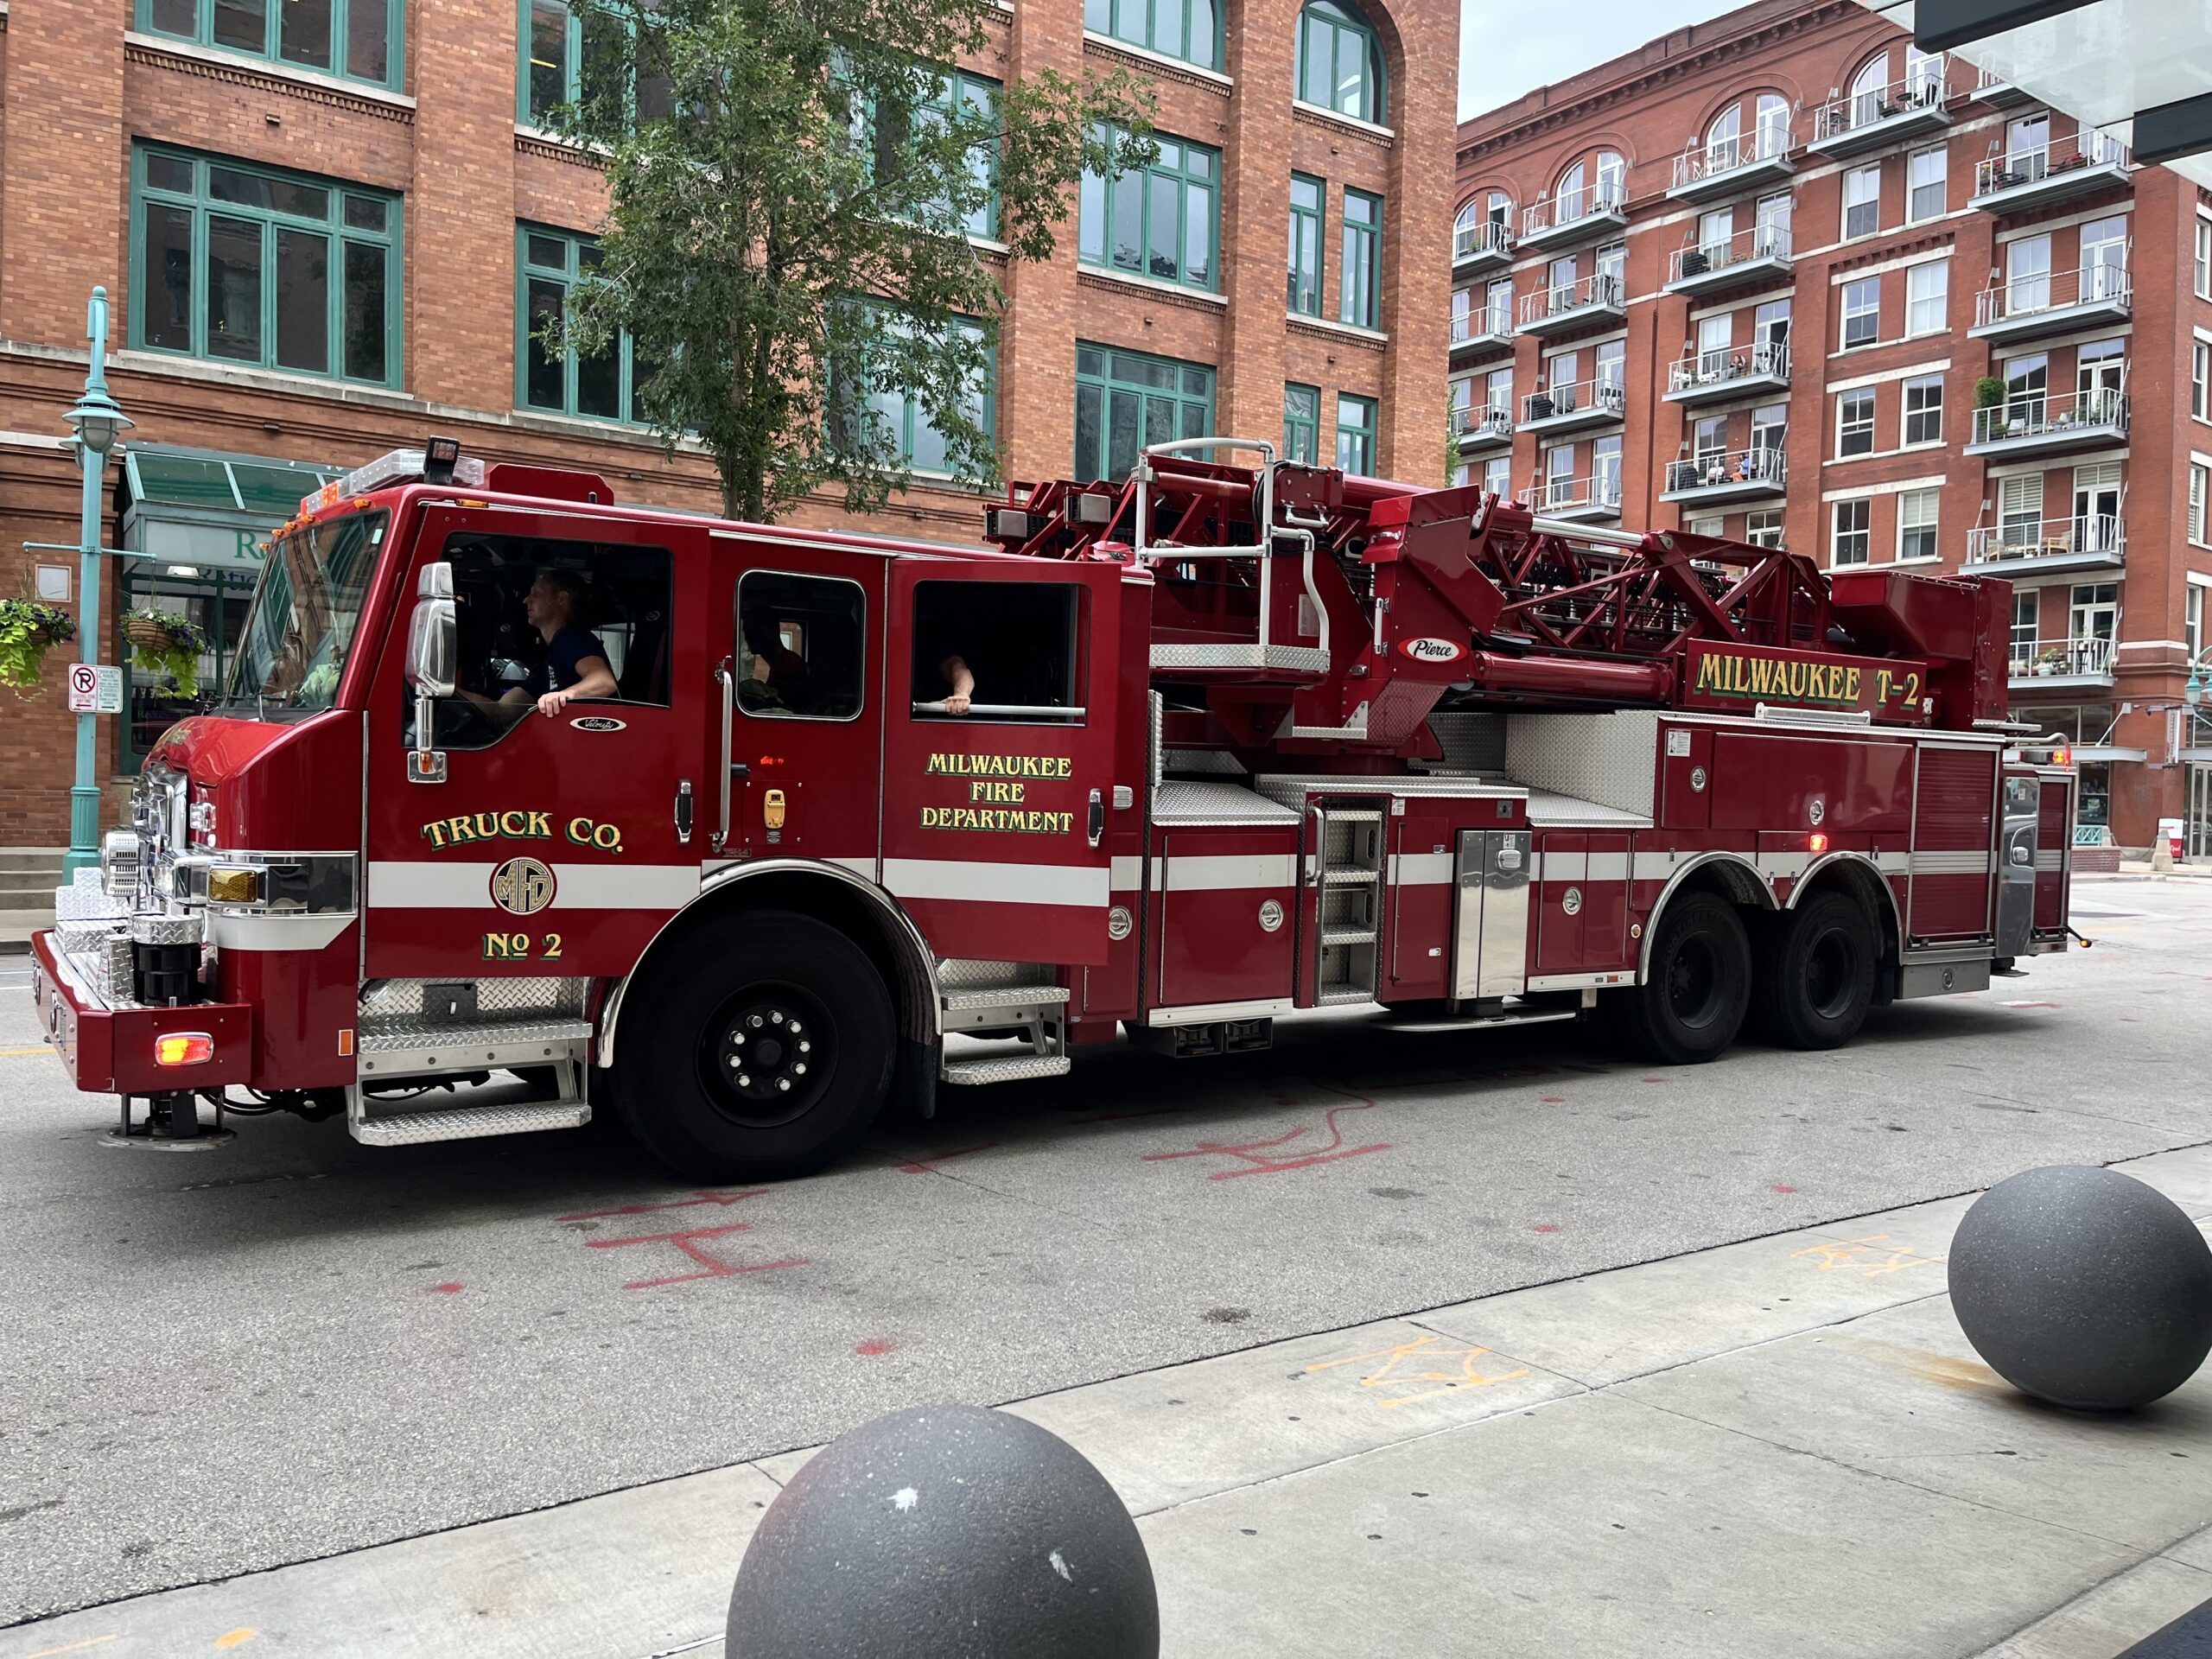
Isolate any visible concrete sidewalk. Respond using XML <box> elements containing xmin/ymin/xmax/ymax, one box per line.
<box><xmin>7</xmin><ymin>1144</ymin><xmax>2210</xmax><ymax>1659</ymax></box>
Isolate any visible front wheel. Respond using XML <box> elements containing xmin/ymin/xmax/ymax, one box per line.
<box><xmin>1613</xmin><ymin>892</ymin><xmax>1751</xmax><ymax>1064</ymax></box>
<box><xmin>1750</xmin><ymin>891</ymin><xmax>1877</xmax><ymax>1050</ymax></box>
<box><xmin>611</xmin><ymin>910</ymin><xmax>895</xmax><ymax>1182</ymax></box>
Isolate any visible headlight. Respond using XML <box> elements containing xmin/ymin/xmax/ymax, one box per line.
<box><xmin>100</xmin><ymin>830</ymin><xmax>141</xmax><ymax>900</ymax></box>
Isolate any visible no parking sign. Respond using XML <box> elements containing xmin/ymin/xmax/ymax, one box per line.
<box><xmin>65</xmin><ymin>662</ymin><xmax>124</xmax><ymax>714</ymax></box>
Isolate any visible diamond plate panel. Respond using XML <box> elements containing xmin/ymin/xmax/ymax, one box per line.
<box><xmin>936</xmin><ymin>958</ymin><xmax>1056</xmax><ymax>990</ymax></box>
<box><xmin>1504</xmin><ymin>712</ymin><xmax>1659</xmax><ymax>818</ymax></box>
<box><xmin>941</xmin><ymin>984</ymin><xmax>1072</xmax><ymax>1010</ymax></box>
<box><xmin>1423</xmin><ymin>712</ymin><xmax>1508</xmax><ymax>772</ymax></box>
<box><xmin>351</xmin><ymin>1100</ymin><xmax>590</xmax><ymax>1146</ymax></box>
<box><xmin>1150</xmin><ymin>781</ymin><xmax>1302</xmax><ymax>827</ymax></box>
<box><xmin>358</xmin><ymin>1018</ymin><xmax>594</xmax><ymax>1053</ymax></box>
<box><xmin>359</xmin><ymin>976</ymin><xmax>587</xmax><ymax>1027</ymax></box>
<box><xmin>1523</xmin><ymin>789</ymin><xmax>1653</xmax><ymax>829</ymax></box>
<box><xmin>939</xmin><ymin>1053</ymin><xmax>1071</xmax><ymax>1085</ymax></box>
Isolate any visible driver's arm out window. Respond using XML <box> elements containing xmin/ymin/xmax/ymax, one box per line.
<box><xmin>909</xmin><ymin>581</ymin><xmax>1083</xmax><ymax>721</ymax></box>
<box><xmin>736</xmin><ymin>569</ymin><xmax>867</xmax><ymax>721</ymax></box>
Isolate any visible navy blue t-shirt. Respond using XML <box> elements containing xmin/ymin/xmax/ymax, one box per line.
<box><xmin>526</xmin><ymin>624</ymin><xmax>609</xmax><ymax>697</ymax></box>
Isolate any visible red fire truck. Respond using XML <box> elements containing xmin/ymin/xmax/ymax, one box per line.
<box><xmin>32</xmin><ymin>437</ymin><xmax>2076</xmax><ymax>1180</ymax></box>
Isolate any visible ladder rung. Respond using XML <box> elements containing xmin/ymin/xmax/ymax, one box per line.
<box><xmin>1322</xmin><ymin>929</ymin><xmax>1377</xmax><ymax>946</ymax></box>
<box><xmin>1321</xmin><ymin>868</ymin><xmax>1380</xmax><ymax>885</ymax></box>
<box><xmin>1324</xmin><ymin>810</ymin><xmax>1382</xmax><ymax>824</ymax></box>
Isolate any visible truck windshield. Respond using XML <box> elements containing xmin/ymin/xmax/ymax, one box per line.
<box><xmin>225</xmin><ymin>511</ymin><xmax>389</xmax><ymax>712</ymax></box>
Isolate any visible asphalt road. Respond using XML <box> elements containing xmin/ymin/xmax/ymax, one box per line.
<box><xmin>2</xmin><ymin>880</ymin><xmax>2208</xmax><ymax>1628</ymax></box>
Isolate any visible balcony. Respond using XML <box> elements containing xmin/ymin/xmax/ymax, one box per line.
<box><xmin>1971</xmin><ymin>63</ymin><xmax>2033</xmax><ymax>106</ymax></box>
<box><xmin>1667</xmin><ymin>126</ymin><xmax>1796</xmax><ymax>205</ymax></box>
<box><xmin>2008</xmin><ymin>635</ymin><xmax>2116</xmax><ymax>692</ymax></box>
<box><xmin>1962</xmin><ymin>515</ymin><xmax>2126</xmax><ymax>579</ymax></box>
<box><xmin>1970</xmin><ymin>263</ymin><xmax>2132</xmax><ymax>344</ymax></box>
<box><xmin>1519</xmin><ymin>377</ymin><xmax>1624</xmax><ymax>438</ymax></box>
<box><xmin>1964</xmin><ymin>387</ymin><xmax>2128</xmax><ymax>459</ymax></box>
<box><xmin>1519</xmin><ymin>185</ymin><xmax>1628</xmax><ymax>254</ymax></box>
<box><xmin>1971</xmin><ymin>132</ymin><xmax>2132</xmax><ymax>214</ymax></box>
<box><xmin>1452</xmin><ymin>219</ymin><xmax>1513</xmax><ymax>276</ymax></box>
<box><xmin>1449</xmin><ymin>303</ymin><xmax>1515</xmax><ymax>364</ymax></box>
<box><xmin>1516</xmin><ymin>272</ymin><xmax>1626</xmax><ymax>340</ymax></box>
<box><xmin>1808</xmin><ymin>68</ymin><xmax>1951</xmax><ymax>158</ymax></box>
<box><xmin>1664</xmin><ymin>224</ymin><xmax>1793</xmax><ymax>298</ymax></box>
<box><xmin>1664</xmin><ymin>343</ymin><xmax>1791</xmax><ymax>406</ymax></box>
<box><xmin>1452</xmin><ymin>404</ymin><xmax>1514</xmax><ymax>454</ymax></box>
<box><xmin>1536</xmin><ymin>474</ymin><xmax>1624</xmax><ymax>524</ymax></box>
<box><xmin>1660</xmin><ymin>446</ymin><xmax>1787</xmax><ymax>505</ymax></box>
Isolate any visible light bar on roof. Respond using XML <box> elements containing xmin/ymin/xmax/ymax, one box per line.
<box><xmin>300</xmin><ymin>448</ymin><xmax>487</xmax><ymax>516</ymax></box>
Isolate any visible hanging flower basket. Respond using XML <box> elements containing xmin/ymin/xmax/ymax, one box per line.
<box><xmin>0</xmin><ymin>599</ymin><xmax>79</xmax><ymax>694</ymax></box>
<box><xmin>123</xmin><ymin>607</ymin><xmax>210</xmax><ymax>701</ymax></box>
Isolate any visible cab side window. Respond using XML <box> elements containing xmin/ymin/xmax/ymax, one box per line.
<box><xmin>736</xmin><ymin>569</ymin><xmax>867</xmax><ymax>721</ymax></box>
<box><xmin>425</xmin><ymin>530</ymin><xmax>672</xmax><ymax>751</ymax></box>
<box><xmin>911</xmin><ymin>580</ymin><xmax>1084</xmax><ymax>721</ymax></box>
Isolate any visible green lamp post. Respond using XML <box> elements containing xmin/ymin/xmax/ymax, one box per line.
<box><xmin>60</xmin><ymin>286</ymin><xmax>133</xmax><ymax>878</ymax></box>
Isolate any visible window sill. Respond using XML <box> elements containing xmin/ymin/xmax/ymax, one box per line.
<box><xmin>1289</xmin><ymin>314</ymin><xmax>1389</xmax><ymax>346</ymax></box>
<box><xmin>123</xmin><ymin>30</ymin><xmax>415</xmax><ymax>110</ymax></box>
<box><xmin>1077</xmin><ymin>264</ymin><xmax>1228</xmax><ymax>307</ymax></box>
<box><xmin>515</xmin><ymin>123</ymin><xmax>615</xmax><ymax>161</ymax></box>
<box><xmin>1080</xmin><ymin>31</ymin><xmax>1232</xmax><ymax>90</ymax></box>
<box><xmin>111</xmin><ymin>348</ymin><xmax>413</xmax><ymax>408</ymax></box>
<box><xmin>1292</xmin><ymin>99</ymin><xmax>1394</xmax><ymax>142</ymax></box>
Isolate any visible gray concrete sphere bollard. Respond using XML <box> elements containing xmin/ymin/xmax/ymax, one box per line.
<box><xmin>1948</xmin><ymin>1165</ymin><xmax>2212</xmax><ymax>1412</ymax></box>
<box><xmin>727</xmin><ymin>1404</ymin><xmax>1159</xmax><ymax>1658</ymax></box>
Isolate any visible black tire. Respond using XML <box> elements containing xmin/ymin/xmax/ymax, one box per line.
<box><xmin>1616</xmin><ymin>891</ymin><xmax>1751</xmax><ymax>1064</ymax></box>
<box><xmin>1749</xmin><ymin>890</ymin><xmax>1877</xmax><ymax>1050</ymax></box>
<box><xmin>610</xmin><ymin>909</ymin><xmax>895</xmax><ymax>1183</ymax></box>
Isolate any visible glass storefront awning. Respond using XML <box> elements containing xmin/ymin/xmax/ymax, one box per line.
<box><xmin>120</xmin><ymin>445</ymin><xmax>345</xmax><ymax>571</ymax></box>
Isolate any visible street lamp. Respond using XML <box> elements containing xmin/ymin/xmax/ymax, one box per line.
<box><xmin>60</xmin><ymin>286</ymin><xmax>132</xmax><ymax>879</ymax></box>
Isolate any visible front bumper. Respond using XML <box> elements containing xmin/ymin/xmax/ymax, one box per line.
<box><xmin>31</xmin><ymin>930</ymin><xmax>254</xmax><ymax>1096</ymax></box>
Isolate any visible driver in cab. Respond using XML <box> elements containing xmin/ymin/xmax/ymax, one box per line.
<box><xmin>504</xmin><ymin>569</ymin><xmax>614</xmax><ymax>718</ymax></box>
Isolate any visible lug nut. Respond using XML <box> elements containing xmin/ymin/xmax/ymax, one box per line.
<box><xmin>798</xmin><ymin>1040</ymin><xmax>811</xmax><ymax>1055</ymax></box>
<box><xmin>789</xmin><ymin>1020</ymin><xmax>803</xmax><ymax>1033</ymax></box>
<box><xmin>793</xmin><ymin>1063</ymin><xmax>808</xmax><ymax>1077</ymax></box>
<box><xmin>775</xmin><ymin>1077</ymin><xmax>791</xmax><ymax>1092</ymax></box>
<box><xmin>772</xmin><ymin>1012</ymin><xmax>785</xmax><ymax>1025</ymax></box>
<box><xmin>736</xmin><ymin>1073</ymin><xmax>752</xmax><ymax>1088</ymax></box>
<box><xmin>748</xmin><ymin>1014</ymin><xmax>764</xmax><ymax>1029</ymax></box>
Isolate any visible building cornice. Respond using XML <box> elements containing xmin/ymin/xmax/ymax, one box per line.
<box><xmin>1080</xmin><ymin>33</ymin><xmax>1233</xmax><ymax>99</ymax></box>
<box><xmin>123</xmin><ymin>32</ymin><xmax>415</xmax><ymax>123</ymax></box>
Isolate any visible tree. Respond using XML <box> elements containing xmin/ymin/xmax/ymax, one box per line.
<box><xmin>543</xmin><ymin>0</ymin><xmax>1155</xmax><ymax>522</ymax></box>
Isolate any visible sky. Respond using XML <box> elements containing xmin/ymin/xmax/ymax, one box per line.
<box><xmin>1459</xmin><ymin>0</ymin><xmax>1730</xmax><ymax>119</ymax></box>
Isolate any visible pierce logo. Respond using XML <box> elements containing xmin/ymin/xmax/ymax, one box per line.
<box><xmin>1400</xmin><ymin>637</ymin><xmax>1465</xmax><ymax>664</ymax></box>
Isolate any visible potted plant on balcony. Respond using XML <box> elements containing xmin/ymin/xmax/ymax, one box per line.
<box><xmin>124</xmin><ymin>607</ymin><xmax>209</xmax><ymax>700</ymax></box>
<box><xmin>2034</xmin><ymin>644</ymin><xmax>2067</xmax><ymax>676</ymax></box>
<box><xmin>0</xmin><ymin>598</ymin><xmax>77</xmax><ymax>695</ymax></box>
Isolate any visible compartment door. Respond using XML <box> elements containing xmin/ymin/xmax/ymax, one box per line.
<box><xmin>1452</xmin><ymin>830</ymin><xmax>1532</xmax><ymax>999</ymax></box>
<box><xmin>1996</xmin><ymin>771</ymin><xmax>2038</xmax><ymax>957</ymax></box>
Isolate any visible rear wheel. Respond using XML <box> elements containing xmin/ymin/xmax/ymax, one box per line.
<box><xmin>612</xmin><ymin>910</ymin><xmax>895</xmax><ymax>1182</ymax></box>
<box><xmin>1751</xmin><ymin>891</ymin><xmax>1877</xmax><ymax>1050</ymax></box>
<box><xmin>1615</xmin><ymin>892</ymin><xmax>1751</xmax><ymax>1064</ymax></box>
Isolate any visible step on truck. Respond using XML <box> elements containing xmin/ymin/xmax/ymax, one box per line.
<box><xmin>32</xmin><ymin>437</ymin><xmax>2078</xmax><ymax>1179</ymax></box>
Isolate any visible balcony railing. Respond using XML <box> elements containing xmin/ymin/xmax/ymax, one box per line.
<box><xmin>2009</xmin><ymin>635</ymin><xmax>2116</xmax><ymax>680</ymax></box>
<box><xmin>1811</xmin><ymin>65</ymin><xmax>1950</xmax><ymax>146</ymax></box>
<box><xmin>1520</xmin><ymin>377</ymin><xmax>1624</xmax><ymax>429</ymax></box>
<box><xmin>1667</xmin><ymin>223</ymin><xmax>1793</xmax><ymax>289</ymax></box>
<box><xmin>1450</xmin><ymin>302</ymin><xmax>1514</xmax><ymax>349</ymax></box>
<box><xmin>1453</xmin><ymin>404</ymin><xmax>1513</xmax><ymax>446</ymax></box>
<box><xmin>1663</xmin><ymin>446</ymin><xmax>1787</xmax><ymax>497</ymax></box>
<box><xmin>1972</xmin><ymin>63</ymin><xmax>2030</xmax><ymax>104</ymax></box>
<box><xmin>1521</xmin><ymin>182</ymin><xmax>1627</xmax><ymax>243</ymax></box>
<box><xmin>1517</xmin><ymin>272</ymin><xmax>1624</xmax><ymax>330</ymax></box>
<box><xmin>1670</xmin><ymin>124</ymin><xmax>1793</xmax><ymax>193</ymax></box>
<box><xmin>1965</xmin><ymin>515</ymin><xmax>2125</xmax><ymax>567</ymax></box>
<box><xmin>1452</xmin><ymin>219</ymin><xmax>1513</xmax><ymax>266</ymax></box>
<box><xmin>1969</xmin><ymin>386</ymin><xmax>2129</xmax><ymax>448</ymax></box>
<box><xmin>1665</xmin><ymin>341</ymin><xmax>1790</xmax><ymax>397</ymax></box>
<box><xmin>1973</xmin><ymin>131</ymin><xmax>2132</xmax><ymax>201</ymax></box>
<box><xmin>1540</xmin><ymin>473</ymin><xmax>1624</xmax><ymax>517</ymax></box>
<box><xmin>1974</xmin><ymin>262</ymin><xmax>2132</xmax><ymax>332</ymax></box>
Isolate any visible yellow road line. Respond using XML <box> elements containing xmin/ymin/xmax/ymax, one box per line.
<box><xmin>1</xmin><ymin>1045</ymin><xmax>53</xmax><ymax>1057</ymax></box>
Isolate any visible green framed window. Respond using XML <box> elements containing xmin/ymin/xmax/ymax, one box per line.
<box><xmin>1285</xmin><ymin>383</ymin><xmax>1320</xmax><ymax>464</ymax></box>
<box><xmin>518</xmin><ymin>226</ymin><xmax>649</xmax><ymax>424</ymax></box>
<box><xmin>1288</xmin><ymin>174</ymin><xmax>1325</xmax><ymax>316</ymax></box>
<box><xmin>1338</xmin><ymin>188</ymin><xmax>1381</xmax><ymax>329</ymax></box>
<box><xmin>1296</xmin><ymin>0</ymin><xmax>1384</xmax><ymax>125</ymax></box>
<box><xmin>520</xmin><ymin>0</ymin><xmax>672</xmax><ymax>126</ymax></box>
<box><xmin>1079</xmin><ymin>125</ymin><xmax>1219</xmax><ymax>293</ymax></box>
<box><xmin>868</xmin><ymin>68</ymin><xmax>1001</xmax><ymax>241</ymax></box>
<box><xmin>131</xmin><ymin>146</ymin><xmax>400</xmax><ymax>386</ymax></box>
<box><xmin>1083</xmin><ymin>0</ymin><xmax>1220</xmax><ymax>72</ymax></box>
<box><xmin>1335</xmin><ymin>392</ymin><xmax>1376</xmax><ymax>475</ymax></box>
<box><xmin>840</xmin><ymin>313</ymin><xmax>996</xmax><ymax>476</ymax></box>
<box><xmin>138</xmin><ymin>0</ymin><xmax>398</xmax><ymax>89</ymax></box>
<box><xmin>1075</xmin><ymin>344</ymin><xmax>1214</xmax><ymax>483</ymax></box>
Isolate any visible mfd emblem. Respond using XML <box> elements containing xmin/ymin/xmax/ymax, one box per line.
<box><xmin>491</xmin><ymin>855</ymin><xmax>556</xmax><ymax>916</ymax></box>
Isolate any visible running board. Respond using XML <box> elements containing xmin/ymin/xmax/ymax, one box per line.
<box><xmin>349</xmin><ymin>1099</ymin><xmax>591</xmax><ymax>1146</ymax></box>
<box><xmin>357</xmin><ymin>1019</ymin><xmax>594</xmax><ymax>1082</ymax></box>
<box><xmin>941</xmin><ymin>1054</ymin><xmax>1071</xmax><ymax>1086</ymax></box>
<box><xmin>1372</xmin><ymin>1007</ymin><xmax>1581</xmax><ymax>1034</ymax></box>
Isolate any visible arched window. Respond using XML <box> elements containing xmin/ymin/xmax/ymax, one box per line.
<box><xmin>1755</xmin><ymin>92</ymin><xmax>1789</xmax><ymax>158</ymax></box>
<box><xmin>1296</xmin><ymin>0</ymin><xmax>1384</xmax><ymax>125</ymax></box>
<box><xmin>1706</xmin><ymin>103</ymin><xmax>1742</xmax><ymax>163</ymax></box>
<box><xmin>1594</xmin><ymin>149</ymin><xmax>1625</xmax><ymax>208</ymax></box>
<box><xmin>1453</xmin><ymin>198</ymin><xmax>1479</xmax><ymax>237</ymax></box>
<box><xmin>1485</xmin><ymin>188</ymin><xmax>1511</xmax><ymax>227</ymax></box>
<box><xmin>1555</xmin><ymin>158</ymin><xmax>1587</xmax><ymax>218</ymax></box>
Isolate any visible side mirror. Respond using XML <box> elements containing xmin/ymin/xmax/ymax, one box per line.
<box><xmin>406</xmin><ymin>562</ymin><xmax>457</xmax><ymax>698</ymax></box>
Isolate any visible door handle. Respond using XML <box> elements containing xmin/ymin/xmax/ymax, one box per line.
<box><xmin>1087</xmin><ymin>788</ymin><xmax>1105</xmax><ymax>849</ymax></box>
<box><xmin>675</xmin><ymin>779</ymin><xmax>695</xmax><ymax>845</ymax></box>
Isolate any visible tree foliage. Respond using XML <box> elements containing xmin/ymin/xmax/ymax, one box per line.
<box><xmin>543</xmin><ymin>0</ymin><xmax>1155</xmax><ymax>521</ymax></box>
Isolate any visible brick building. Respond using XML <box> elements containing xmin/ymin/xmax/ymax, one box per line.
<box><xmin>0</xmin><ymin>0</ymin><xmax>1453</xmax><ymax>846</ymax></box>
<box><xmin>1452</xmin><ymin>0</ymin><xmax>2212</xmax><ymax>851</ymax></box>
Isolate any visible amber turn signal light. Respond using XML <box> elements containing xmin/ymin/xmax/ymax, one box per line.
<box><xmin>155</xmin><ymin>1032</ymin><xmax>215</xmax><ymax>1066</ymax></box>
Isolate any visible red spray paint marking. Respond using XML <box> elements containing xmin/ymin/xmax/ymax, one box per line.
<box><xmin>1540</xmin><ymin>1096</ymin><xmax>1566</xmax><ymax>1104</ymax></box>
<box><xmin>424</xmin><ymin>1282</ymin><xmax>464</xmax><ymax>1294</ymax></box>
<box><xmin>585</xmin><ymin>1220</ymin><xmax>808</xmax><ymax>1290</ymax></box>
<box><xmin>855</xmin><ymin>1337</ymin><xmax>898</xmax><ymax>1357</ymax></box>
<box><xmin>1771</xmin><ymin>1185</ymin><xmax>1799</xmax><ymax>1194</ymax></box>
<box><xmin>1640</xmin><ymin>1077</ymin><xmax>1665</xmax><ymax>1085</ymax></box>
<box><xmin>899</xmin><ymin>1143</ymin><xmax>998</xmax><ymax>1174</ymax></box>
<box><xmin>1069</xmin><ymin>1107</ymin><xmax>1192</xmax><ymax>1125</ymax></box>
<box><xmin>559</xmin><ymin>1189</ymin><xmax>768</xmax><ymax>1223</ymax></box>
<box><xmin>1532</xmin><ymin>1224</ymin><xmax>1561</xmax><ymax>1234</ymax></box>
<box><xmin>1145</xmin><ymin>1101</ymin><xmax>1389</xmax><ymax>1181</ymax></box>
